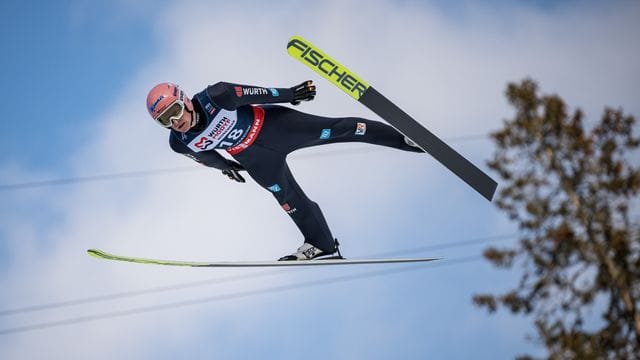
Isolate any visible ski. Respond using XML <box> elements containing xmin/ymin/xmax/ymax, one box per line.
<box><xmin>87</xmin><ymin>249</ymin><xmax>439</xmax><ymax>268</ymax></box>
<box><xmin>286</xmin><ymin>35</ymin><xmax>497</xmax><ymax>202</ymax></box>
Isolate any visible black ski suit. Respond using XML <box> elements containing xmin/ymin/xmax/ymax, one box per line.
<box><xmin>169</xmin><ymin>81</ymin><xmax>421</xmax><ymax>253</ymax></box>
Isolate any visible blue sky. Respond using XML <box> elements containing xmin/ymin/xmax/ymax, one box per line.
<box><xmin>1</xmin><ymin>0</ymin><xmax>156</xmax><ymax>172</ymax></box>
<box><xmin>1</xmin><ymin>0</ymin><xmax>639</xmax><ymax>359</ymax></box>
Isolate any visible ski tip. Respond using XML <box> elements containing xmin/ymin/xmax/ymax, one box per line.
<box><xmin>286</xmin><ymin>35</ymin><xmax>300</xmax><ymax>50</ymax></box>
<box><xmin>286</xmin><ymin>35</ymin><xmax>370</xmax><ymax>101</ymax></box>
<box><xmin>287</xmin><ymin>34</ymin><xmax>307</xmax><ymax>46</ymax></box>
<box><xmin>87</xmin><ymin>249</ymin><xmax>106</xmax><ymax>259</ymax></box>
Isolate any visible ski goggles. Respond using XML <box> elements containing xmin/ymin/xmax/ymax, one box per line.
<box><xmin>154</xmin><ymin>100</ymin><xmax>185</xmax><ymax>128</ymax></box>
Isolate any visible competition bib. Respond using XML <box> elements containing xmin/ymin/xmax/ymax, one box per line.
<box><xmin>186</xmin><ymin>109</ymin><xmax>241</xmax><ymax>152</ymax></box>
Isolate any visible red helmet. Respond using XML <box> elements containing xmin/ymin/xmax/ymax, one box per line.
<box><xmin>146</xmin><ymin>83</ymin><xmax>194</xmax><ymax>127</ymax></box>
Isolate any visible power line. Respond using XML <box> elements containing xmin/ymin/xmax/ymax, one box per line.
<box><xmin>0</xmin><ymin>270</ymin><xmax>283</xmax><ymax>317</ymax></box>
<box><xmin>0</xmin><ymin>255</ymin><xmax>483</xmax><ymax>336</ymax></box>
<box><xmin>0</xmin><ymin>133</ymin><xmax>491</xmax><ymax>192</ymax></box>
<box><xmin>0</xmin><ymin>166</ymin><xmax>202</xmax><ymax>192</ymax></box>
<box><xmin>0</xmin><ymin>233</ymin><xmax>517</xmax><ymax>318</ymax></box>
<box><xmin>370</xmin><ymin>233</ymin><xmax>518</xmax><ymax>258</ymax></box>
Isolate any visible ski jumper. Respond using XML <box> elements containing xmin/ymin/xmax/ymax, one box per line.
<box><xmin>169</xmin><ymin>82</ymin><xmax>421</xmax><ymax>252</ymax></box>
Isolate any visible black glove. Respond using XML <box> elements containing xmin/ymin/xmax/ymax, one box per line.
<box><xmin>290</xmin><ymin>80</ymin><xmax>316</xmax><ymax>105</ymax></box>
<box><xmin>222</xmin><ymin>161</ymin><xmax>246</xmax><ymax>183</ymax></box>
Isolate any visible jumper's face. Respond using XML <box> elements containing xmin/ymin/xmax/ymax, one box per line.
<box><xmin>169</xmin><ymin>107</ymin><xmax>193</xmax><ymax>133</ymax></box>
<box><xmin>155</xmin><ymin>100</ymin><xmax>194</xmax><ymax>133</ymax></box>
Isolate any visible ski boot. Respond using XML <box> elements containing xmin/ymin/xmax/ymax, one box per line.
<box><xmin>278</xmin><ymin>240</ymin><xmax>343</xmax><ymax>261</ymax></box>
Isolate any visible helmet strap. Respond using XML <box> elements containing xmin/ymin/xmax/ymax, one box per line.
<box><xmin>184</xmin><ymin>95</ymin><xmax>197</xmax><ymax>128</ymax></box>
<box><xmin>190</xmin><ymin>109</ymin><xmax>199</xmax><ymax>128</ymax></box>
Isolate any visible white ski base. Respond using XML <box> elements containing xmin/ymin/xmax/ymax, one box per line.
<box><xmin>88</xmin><ymin>249</ymin><xmax>440</xmax><ymax>268</ymax></box>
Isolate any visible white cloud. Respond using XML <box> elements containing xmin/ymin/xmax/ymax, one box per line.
<box><xmin>2</xmin><ymin>0</ymin><xmax>639</xmax><ymax>358</ymax></box>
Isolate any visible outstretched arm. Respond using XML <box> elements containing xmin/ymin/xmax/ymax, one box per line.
<box><xmin>206</xmin><ymin>81</ymin><xmax>316</xmax><ymax>110</ymax></box>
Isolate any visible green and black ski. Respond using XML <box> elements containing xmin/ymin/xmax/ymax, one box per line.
<box><xmin>287</xmin><ymin>35</ymin><xmax>497</xmax><ymax>201</ymax></box>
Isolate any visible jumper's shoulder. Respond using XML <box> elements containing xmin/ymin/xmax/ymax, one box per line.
<box><xmin>204</xmin><ymin>82</ymin><xmax>236</xmax><ymax>110</ymax></box>
<box><xmin>205</xmin><ymin>82</ymin><xmax>228</xmax><ymax>98</ymax></box>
